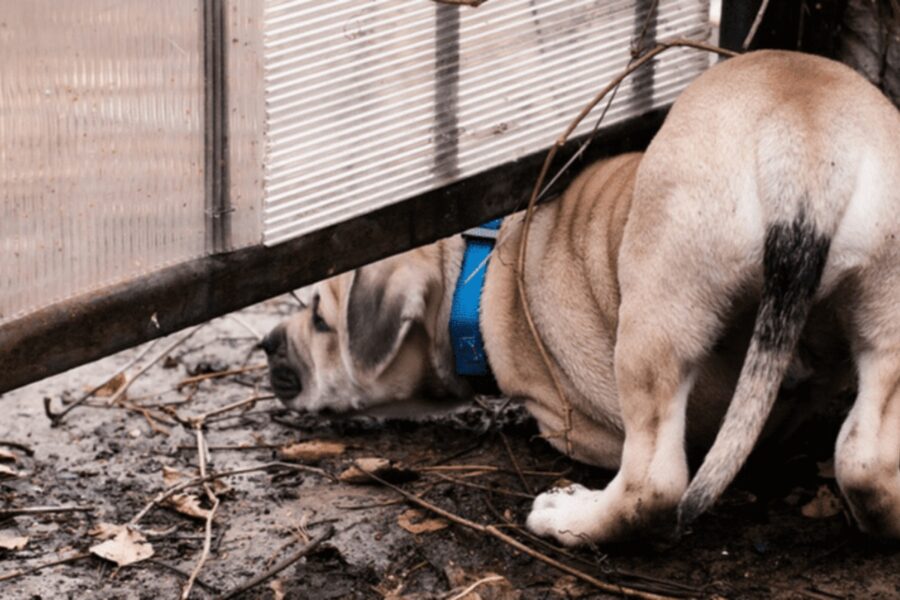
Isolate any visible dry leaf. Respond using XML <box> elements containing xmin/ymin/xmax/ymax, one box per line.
<box><xmin>339</xmin><ymin>458</ymin><xmax>392</xmax><ymax>483</ymax></box>
<box><xmin>0</xmin><ymin>465</ymin><xmax>21</xmax><ymax>479</ymax></box>
<box><xmin>0</xmin><ymin>535</ymin><xmax>29</xmax><ymax>551</ymax></box>
<box><xmin>397</xmin><ymin>509</ymin><xmax>448</xmax><ymax>535</ymax></box>
<box><xmin>801</xmin><ymin>485</ymin><xmax>843</xmax><ymax>519</ymax></box>
<box><xmin>90</xmin><ymin>527</ymin><xmax>154</xmax><ymax>566</ymax></box>
<box><xmin>160</xmin><ymin>467</ymin><xmax>213</xmax><ymax>519</ymax></box>
<box><xmin>278</xmin><ymin>441</ymin><xmax>346</xmax><ymax>463</ymax></box>
<box><xmin>89</xmin><ymin>522</ymin><xmax>128</xmax><ymax>540</ymax></box>
<box><xmin>93</xmin><ymin>372</ymin><xmax>127</xmax><ymax>398</ymax></box>
<box><xmin>0</xmin><ymin>449</ymin><xmax>17</xmax><ymax>462</ymax></box>
<box><xmin>162</xmin><ymin>466</ymin><xmax>189</xmax><ymax>487</ymax></box>
<box><xmin>166</xmin><ymin>493</ymin><xmax>211</xmax><ymax>520</ymax></box>
<box><xmin>269</xmin><ymin>578</ymin><xmax>286</xmax><ymax>600</ymax></box>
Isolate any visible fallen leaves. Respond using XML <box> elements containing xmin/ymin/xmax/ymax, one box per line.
<box><xmin>89</xmin><ymin>526</ymin><xmax>154</xmax><ymax>567</ymax></box>
<box><xmin>161</xmin><ymin>467</ymin><xmax>225</xmax><ymax>520</ymax></box>
<box><xmin>93</xmin><ymin>373</ymin><xmax>127</xmax><ymax>398</ymax></box>
<box><xmin>0</xmin><ymin>535</ymin><xmax>29</xmax><ymax>551</ymax></box>
<box><xmin>278</xmin><ymin>440</ymin><xmax>346</xmax><ymax>463</ymax></box>
<box><xmin>801</xmin><ymin>485</ymin><xmax>843</xmax><ymax>519</ymax></box>
<box><xmin>397</xmin><ymin>509</ymin><xmax>448</xmax><ymax>535</ymax></box>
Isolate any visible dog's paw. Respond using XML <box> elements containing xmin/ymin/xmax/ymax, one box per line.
<box><xmin>526</xmin><ymin>484</ymin><xmax>607</xmax><ymax>547</ymax></box>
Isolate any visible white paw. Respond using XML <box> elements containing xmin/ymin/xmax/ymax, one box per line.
<box><xmin>526</xmin><ymin>483</ymin><xmax>607</xmax><ymax>547</ymax></box>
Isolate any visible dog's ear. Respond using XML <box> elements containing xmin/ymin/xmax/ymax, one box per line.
<box><xmin>343</xmin><ymin>262</ymin><xmax>431</xmax><ymax>382</ymax></box>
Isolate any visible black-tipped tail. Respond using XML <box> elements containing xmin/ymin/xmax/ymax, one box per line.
<box><xmin>678</xmin><ymin>212</ymin><xmax>831</xmax><ymax>528</ymax></box>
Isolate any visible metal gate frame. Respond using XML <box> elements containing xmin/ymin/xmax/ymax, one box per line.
<box><xmin>0</xmin><ymin>3</ymin><xmax>758</xmax><ymax>395</ymax></box>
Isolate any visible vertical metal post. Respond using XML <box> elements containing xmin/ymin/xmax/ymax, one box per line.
<box><xmin>204</xmin><ymin>0</ymin><xmax>232</xmax><ymax>253</ymax></box>
<box><xmin>631</xmin><ymin>0</ymin><xmax>658</xmax><ymax>114</ymax></box>
<box><xmin>433</xmin><ymin>4</ymin><xmax>461</xmax><ymax>183</ymax></box>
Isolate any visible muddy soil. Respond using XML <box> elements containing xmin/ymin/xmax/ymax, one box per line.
<box><xmin>1</xmin><ymin>297</ymin><xmax>898</xmax><ymax>599</ymax></box>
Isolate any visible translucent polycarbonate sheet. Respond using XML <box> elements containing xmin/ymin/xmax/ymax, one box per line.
<box><xmin>262</xmin><ymin>0</ymin><xmax>711</xmax><ymax>245</ymax></box>
<box><xmin>0</xmin><ymin>2</ymin><xmax>205</xmax><ymax>325</ymax></box>
<box><xmin>227</xmin><ymin>0</ymin><xmax>267</xmax><ymax>250</ymax></box>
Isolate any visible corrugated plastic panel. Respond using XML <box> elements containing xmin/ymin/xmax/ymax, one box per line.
<box><xmin>262</xmin><ymin>0</ymin><xmax>710</xmax><ymax>245</ymax></box>
<box><xmin>227</xmin><ymin>0</ymin><xmax>268</xmax><ymax>250</ymax></box>
<box><xmin>0</xmin><ymin>2</ymin><xmax>206</xmax><ymax>325</ymax></box>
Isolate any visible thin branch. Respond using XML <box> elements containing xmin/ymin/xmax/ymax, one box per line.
<box><xmin>0</xmin><ymin>552</ymin><xmax>91</xmax><ymax>583</ymax></box>
<box><xmin>176</xmin><ymin>365</ymin><xmax>266</xmax><ymax>389</ymax></box>
<box><xmin>447</xmin><ymin>575</ymin><xmax>505</xmax><ymax>600</ymax></box>
<box><xmin>430</xmin><ymin>472</ymin><xmax>534</xmax><ymax>500</ymax></box>
<box><xmin>44</xmin><ymin>339</ymin><xmax>159</xmax><ymax>425</ymax></box>
<box><xmin>363</xmin><ymin>472</ymin><xmax>676</xmax><ymax>600</ymax></box>
<box><xmin>128</xmin><ymin>462</ymin><xmax>333</xmax><ymax>527</ymax></box>
<box><xmin>499</xmin><ymin>431</ymin><xmax>534</xmax><ymax>495</ymax></box>
<box><xmin>514</xmin><ymin>38</ymin><xmax>738</xmax><ymax>455</ymax></box>
<box><xmin>143</xmin><ymin>559</ymin><xmax>220</xmax><ymax>593</ymax></box>
<box><xmin>742</xmin><ymin>0</ymin><xmax>771</xmax><ymax>50</ymax></box>
<box><xmin>179</xmin><ymin>426</ymin><xmax>220</xmax><ymax>600</ymax></box>
<box><xmin>218</xmin><ymin>525</ymin><xmax>335</xmax><ymax>600</ymax></box>
<box><xmin>419</xmin><ymin>464</ymin><xmax>564</xmax><ymax>477</ymax></box>
<box><xmin>0</xmin><ymin>505</ymin><xmax>95</xmax><ymax>519</ymax></box>
<box><xmin>226</xmin><ymin>313</ymin><xmax>263</xmax><ymax>341</ymax></box>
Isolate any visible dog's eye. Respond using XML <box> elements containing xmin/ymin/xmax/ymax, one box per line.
<box><xmin>311</xmin><ymin>295</ymin><xmax>333</xmax><ymax>333</ymax></box>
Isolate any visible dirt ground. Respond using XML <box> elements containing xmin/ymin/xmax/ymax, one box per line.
<box><xmin>1</xmin><ymin>296</ymin><xmax>899</xmax><ymax>600</ymax></box>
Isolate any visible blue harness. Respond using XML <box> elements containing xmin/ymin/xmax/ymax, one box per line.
<box><xmin>449</xmin><ymin>219</ymin><xmax>502</xmax><ymax>377</ymax></box>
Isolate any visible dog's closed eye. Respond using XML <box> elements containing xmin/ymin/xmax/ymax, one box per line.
<box><xmin>311</xmin><ymin>294</ymin><xmax>334</xmax><ymax>333</ymax></box>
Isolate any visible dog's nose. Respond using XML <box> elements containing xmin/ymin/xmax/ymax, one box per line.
<box><xmin>270</xmin><ymin>365</ymin><xmax>302</xmax><ymax>399</ymax></box>
<box><xmin>259</xmin><ymin>325</ymin><xmax>286</xmax><ymax>355</ymax></box>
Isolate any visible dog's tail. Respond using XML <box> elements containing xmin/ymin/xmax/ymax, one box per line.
<box><xmin>678</xmin><ymin>210</ymin><xmax>831</xmax><ymax>529</ymax></box>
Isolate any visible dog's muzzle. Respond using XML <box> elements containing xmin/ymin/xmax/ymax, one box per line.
<box><xmin>260</xmin><ymin>325</ymin><xmax>303</xmax><ymax>400</ymax></box>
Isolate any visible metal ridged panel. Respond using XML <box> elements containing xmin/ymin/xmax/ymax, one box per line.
<box><xmin>0</xmin><ymin>2</ymin><xmax>205</xmax><ymax>324</ymax></box>
<box><xmin>262</xmin><ymin>0</ymin><xmax>710</xmax><ymax>245</ymax></box>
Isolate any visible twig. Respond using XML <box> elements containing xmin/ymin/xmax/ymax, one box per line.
<box><xmin>0</xmin><ymin>552</ymin><xmax>92</xmax><ymax>583</ymax></box>
<box><xmin>176</xmin><ymin>443</ymin><xmax>282</xmax><ymax>452</ymax></box>
<box><xmin>0</xmin><ymin>440</ymin><xmax>34</xmax><ymax>456</ymax></box>
<box><xmin>44</xmin><ymin>339</ymin><xmax>159</xmax><ymax>425</ymax></box>
<box><xmin>447</xmin><ymin>575</ymin><xmax>505</xmax><ymax>600</ymax></box>
<box><xmin>107</xmin><ymin>325</ymin><xmax>207</xmax><ymax>407</ymax></box>
<box><xmin>484</xmin><ymin>503</ymin><xmax>699</xmax><ymax>598</ymax></box>
<box><xmin>0</xmin><ymin>505</ymin><xmax>95</xmax><ymax>518</ymax></box>
<box><xmin>742</xmin><ymin>0</ymin><xmax>771</xmax><ymax>50</ymax></box>
<box><xmin>144</xmin><ymin>559</ymin><xmax>220</xmax><ymax>593</ymax></box>
<box><xmin>364</xmin><ymin>472</ymin><xmax>675</xmax><ymax>600</ymax></box>
<box><xmin>419</xmin><ymin>464</ymin><xmax>563</xmax><ymax>477</ymax></box>
<box><xmin>180</xmin><ymin>426</ymin><xmax>220</xmax><ymax>600</ymax></box>
<box><xmin>128</xmin><ymin>462</ymin><xmax>333</xmax><ymax>527</ymax></box>
<box><xmin>514</xmin><ymin>38</ymin><xmax>738</xmax><ymax>454</ymax></box>
<box><xmin>226</xmin><ymin>314</ymin><xmax>263</xmax><ymax>341</ymax></box>
<box><xmin>188</xmin><ymin>393</ymin><xmax>276</xmax><ymax>425</ymax></box>
<box><xmin>430</xmin><ymin>472</ymin><xmax>534</xmax><ymax>500</ymax></box>
<box><xmin>176</xmin><ymin>365</ymin><xmax>266</xmax><ymax>389</ymax></box>
<box><xmin>218</xmin><ymin>525</ymin><xmax>335</xmax><ymax>599</ymax></box>
<box><xmin>499</xmin><ymin>432</ymin><xmax>534</xmax><ymax>495</ymax></box>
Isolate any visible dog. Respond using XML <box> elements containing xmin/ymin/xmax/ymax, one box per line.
<box><xmin>262</xmin><ymin>50</ymin><xmax>899</xmax><ymax>545</ymax></box>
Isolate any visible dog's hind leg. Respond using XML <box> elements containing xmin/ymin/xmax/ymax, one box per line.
<box><xmin>835</xmin><ymin>261</ymin><xmax>900</xmax><ymax>537</ymax></box>
<box><xmin>527</xmin><ymin>229</ymin><xmax>749</xmax><ymax>545</ymax></box>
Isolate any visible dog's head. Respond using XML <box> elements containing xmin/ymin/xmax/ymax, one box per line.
<box><xmin>261</xmin><ymin>246</ymin><xmax>458</xmax><ymax>414</ymax></box>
